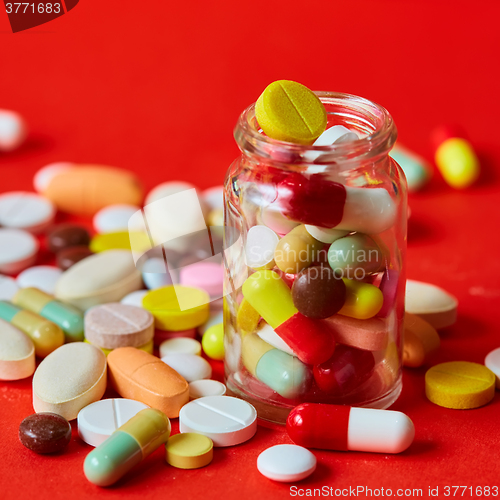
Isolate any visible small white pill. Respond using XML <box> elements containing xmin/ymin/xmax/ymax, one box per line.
<box><xmin>189</xmin><ymin>379</ymin><xmax>226</xmax><ymax>399</ymax></box>
<box><xmin>257</xmin><ymin>444</ymin><xmax>317</xmax><ymax>482</ymax></box>
<box><xmin>0</xmin><ymin>192</ymin><xmax>55</xmax><ymax>234</ymax></box>
<box><xmin>304</xmin><ymin>225</ymin><xmax>349</xmax><ymax>244</ymax></box>
<box><xmin>142</xmin><ymin>257</ymin><xmax>175</xmax><ymax>290</ymax></box>
<box><xmin>0</xmin><ymin>229</ymin><xmax>39</xmax><ymax>275</ymax></box>
<box><xmin>77</xmin><ymin>398</ymin><xmax>149</xmax><ymax>447</ymax></box>
<box><xmin>484</xmin><ymin>347</ymin><xmax>500</xmax><ymax>389</ymax></box>
<box><xmin>245</xmin><ymin>225</ymin><xmax>280</xmax><ymax>270</ymax></box>
<box><xmin>120</xmin><ymin>290</ymin><xmax>148</xmax><ymax>308</ymax></box>
<box><xmin>33</xmin><ymin>162</ymin><xmax>74</xmax><ymax>193</ymax></box>
<box><xmin>160</xmin><ymin>337</ymin><xmax>202</xmax><ymax>357</ymax></box>
<box><xmin>145</xmin><ymin>181</ymin><xmax>198</xmax><ymax>206</ymax></box>
<box><xmin>179</xmin><ymin>395</ymin><xmax>257</xmax><ymax>447</ymax></box>
<box><xmin>0</xmin><ymin>274</ymin><xmax>20</xmax><ymax>300</ymax></box>
<box><xmin>162</xmin><ymin>353</ymin><xmax>212</xmax><ymax>382</ymax></box>
<box><xmin>0</xmin><ymin>110</ymin><xmax>27</xmax><ymax>152</ymax></box>
<box><xmin>257</xmin><ymin>323</ymin><xmax>296</xmax><ymax>357</ymax></box>
<box><xmin>93</xmin><ymin>204</ymin><xmax>141</xmax><ymax>234</ymax></box>
<box><xmin>16</xmin><ymin>266</ymin><xmax>63</xmax><ymax>295</ymax></box>
<box><xmin>201</xmin><ymin>185</ymin><xmax>224</xmax><ymax>212</ymax></box>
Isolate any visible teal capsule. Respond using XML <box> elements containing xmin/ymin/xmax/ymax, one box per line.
<box><xmin>13</xmin><ymin>287</ymin><xmax>84</xmax><ymax>342</ymax></box>
<box><xmin>84</xmin><ymin>408</ymin><xmax>171</xmax><ymax>487</ymax></box>
<box><xmin>390</xmin><ymin>143</ymin><xmax>431</xmax><ymax>192</ymax></box>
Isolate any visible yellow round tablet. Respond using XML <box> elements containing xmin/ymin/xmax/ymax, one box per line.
<box><xmin>202</xmin><ymin>323</ymin><xmax>224</xmax><ymax>361</ymax></box>
<box><xmin>425</xmin><ymin>361</ymin><xmax>495</xmax><ymax>409</ymax></box>
<box><xmin>143</xmin><ymin>285</ymin><xmax>210</xmax><ymax>331</ymax></box>
<box><xmin>166</xmin><ymin>433</ymin><xmax>213</xmax><ymax>469</ymax></box>
<box><xmin>84</xmin><ymin>338</ymin><xmax>154</xmax><ymax>356</ymax></box>
<box><xmin>89</xmin><ymin>231</ymin><xmax>151</xmax><ymax>253</ymax></box>
<box><xmin>255</xmin><ymin>80</ymin><xmax>327</xmax><ymax>144</ymax></box>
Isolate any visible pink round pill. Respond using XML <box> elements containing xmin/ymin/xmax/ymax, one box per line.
<box><xmin>180</xmin><ymin>262</ymin><xmax>223</xmax><ymax>298</ymax></box>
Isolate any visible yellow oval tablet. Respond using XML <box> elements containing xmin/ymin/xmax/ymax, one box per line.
<box><xmin>425</xmin><ymin>361</ymin><xmax>495</xmax><ymax>409</ymax></box>
<box><xmin>166</xmin><ymin>433</ymin><xmax>213</xmax><ymax>469</ymax></box>
<box><xmin>255</xmin><ymin>80</ymin><xmax>327</xmax><ymax>144</ymax></box>
<box><xmin>89</xmin><ymin>231</ymin><xmax>151</xmax><ymax>253</ymax></box>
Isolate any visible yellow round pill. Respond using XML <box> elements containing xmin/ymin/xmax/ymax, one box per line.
<box><xmin>202</xmin><ymin>323</ymin><xmax>224</xmax><ymax>360</ymax></box>
<box><xmin>425</xmin><ymin>361</ymin><xmax>495</xmax><ymax>409</ymax></box>
<box><xmin>166</xmin><ymin>433</ymin><xmax>213</xmax><ymax>469</ymax></box>
<box><xmin>143</xmin><ymin>286</ymin><xmax>210</xmax><ymax>331</ymax></box>
<box><xmin>89</xmin><ymin>231</ymin><xmax>151</xmax><ymax>253</ymax></box>
<box><xmin>435</xmin><ymin>138</ymin><xmax>480</xmax><ymax>189</ymax></box>
<box><xmin>255</xmin><ymin>80</ymin><xmax>327</xmax><ymax>144</ymax></box>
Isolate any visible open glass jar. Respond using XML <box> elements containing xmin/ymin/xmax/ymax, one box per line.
<box><xmin>223</xmin><ymin>92</ymin><xmax>407</xmax><ymax>423</ymax></box>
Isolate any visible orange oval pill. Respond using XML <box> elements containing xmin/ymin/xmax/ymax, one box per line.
<box><xmin>403</xmin><ymin>313</ymin><xmax>440</xmax><ymax>368</ymax></box>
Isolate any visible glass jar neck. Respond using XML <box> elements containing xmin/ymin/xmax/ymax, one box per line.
<box><xmin>234</xmin><ymin>92</ymin><xmax>397</xmax><ymax>170</ymax></box>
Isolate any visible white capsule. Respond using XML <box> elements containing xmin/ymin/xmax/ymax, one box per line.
<box><xmin>304</xmin><ymin>225</ymin><xmax>349</xmax><ymax>244</ymax></box>
<box><xmin>256</xmin><ymin>323</ymin><xmax>296</xmax><ymax>357</ymax></box>
<box><xmin>0</xmin><ymin>110</ymin><xmax>27</xmax><ymax>152</ymax></box>
<box><xmin>305</xmin><ymin>125</ymin><xmax>359</xmax><ymax>164</ymax></box>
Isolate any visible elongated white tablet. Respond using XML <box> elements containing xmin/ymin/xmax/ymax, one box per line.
<box><xmin>245</xmin><ymin>225</ymin><xmax>279</xmax><ymax>269</ymax></box>
<box><xmin>0</xmin><ymin>192</ymin><xmax>55</xmax><ymax>234</ymax></box>
<box><xmin>77</xmin><ymin>398</ymin><xmax>149</xmax><ymax>447</ymax></box>
<box><xmin>33</xmin><ymin>163</ymin><xmax>74</xmax><ymax>193</ymax></box>
<box><xmin>162</xmin><ymin>353</ymin><xmax>212</xmax><ymax>382</ymax></box>
<box><xmin>0</xmin><ymin>274</ymin><xmax>20</xmax><ymax>300</ymax></box>
<box><xmin>120</xmin><ymin>290</ymin><xmax>148</xmax><ymax>307</ymax></box>
<box><xmin>256</xmin><ymin>323</ymin><xmax>296</xmax><ymax>357</ymax></box>
<box><xmin>257</xmin><ymin>444</ymin><xmax>317</xmax><ymax>482</ymax></box>
<box><xmin>93</xmin><ymin>204</ymin><xmax>141</xmax><ymax>234</ymax></box>
<box><xmin>485</xmin><ymin>347</ymin><xmax>500</xmax><ymax>389</ymax></box>
<box><xmin>405</xmin><ymin>279</ymin><xmax>458</xmax><ymax>329</ymax></box>
<box><xmin>160</xmin><ymin>337</ymin><xmax>201</xmax><ymax>357</ymax></box>
<box><xmin>0</xmin><ymin>229</ymin><xmax>39</xmax><ymax>275</ymax></box>
<box><xmin>179</xmin><ymin>395</ymin><xmax>257</xmax><ymax>447</ymax></box>
<box><xmin>189</xmin><ymin>379</ymin><xmax>226</xmax><ymax>399</ymax></box>
<box><xmin>16</xmin><ymin>266</ymin><xmax>63</xmax><ymax>295</ymax></box>
<box><xmin>0</xmin><ymin>109</ymin><xmax>27</xmax><ymax>151</ymax></box>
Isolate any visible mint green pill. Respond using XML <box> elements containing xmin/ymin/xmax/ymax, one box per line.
<box><xmin>0</xmin><ymin>300</ymin><xmax>20</xmax><ymax>322</ymax></box>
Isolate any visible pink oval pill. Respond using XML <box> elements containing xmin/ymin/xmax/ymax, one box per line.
<box><xmin>180</xmin><ymin>262</ymin><xmax>223</xmax><ymax>298</ymax></box>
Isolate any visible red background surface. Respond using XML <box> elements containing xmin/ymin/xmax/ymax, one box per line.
<box><xmin>1</xmin><ymin>1</ymin><xmax>500</xmax><ymax>498</ymax></box>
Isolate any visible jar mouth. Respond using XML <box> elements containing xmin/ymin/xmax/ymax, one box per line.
<box><xmin>234</xmin><ymin>91</ymin><xmax>397</xmax><ymax>165</ymax></box>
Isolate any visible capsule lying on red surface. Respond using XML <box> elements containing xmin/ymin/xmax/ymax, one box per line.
<box><xmin>286</xmin><ymin>403</ymin><xmax>414</xmax><ymax>454</ymax></box>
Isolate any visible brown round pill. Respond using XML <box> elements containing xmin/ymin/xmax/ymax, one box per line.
<box><xmin>48</xmin><ymin>224</ymin><xmax>91</xmax><ymax>254</ymax></box>
<box><xmin>291</xmin><ymin>265</ymin><xmax>346</xmax><ymax>319</ymax></box>
<box><xmin>56</xmin><ymin>245</ymin><xmax>94</xmax><ymax>270</ymax></box>
<box><xmin>19</xmin><ymin>412</ymin><xmax>72</xmax><ymax>454</ymax></box>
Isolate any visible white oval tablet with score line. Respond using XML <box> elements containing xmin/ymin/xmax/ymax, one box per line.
<box><xmin>77</xmin><ymin>398</ymin><xmax>149</xmax><ymax>447</ymax></box>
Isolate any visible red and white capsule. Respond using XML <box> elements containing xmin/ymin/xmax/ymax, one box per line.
<box><xmin>287</xmin><ymin>403</ymin><xmax>414</xmax><ymax>454</ymax></box>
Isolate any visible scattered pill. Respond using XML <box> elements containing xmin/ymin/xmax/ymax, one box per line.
<box><xmin>0</xmin><ymin>109</ymin><xmax>27</xmax><ymax>151</ymax></box>
<box><xmin>77</xmin><ymin>398</ymin><xmax>149</xmax><ymax>447</ymax></box>
<box><xmin>84</xmin><ymin>408</ymin><xmax>171</xmax><ymax>487</ymax></box>
<box><xmin>0</xmin><ymin>229</ymin><xmax>38</xmax><ymax>275</ymax></box>
<box><xmin>120</xmin><ymin>289</ymin><xmax>148</xmax><ymax>308</ymax></box>
<box><xmin>425</xmin><ymin>361</ymin><xmax>495</xmax><ymax>409</ymax></box>
<box><xmin>55</xmin><ymin>250</ymin><xmax>143</xmax><ymax>310</ymax></box>
<box><xmin>189</xmin><ymin>379</ymin><xmax>226</xmax><ymax>399</ymax></box>
<box><xmin>33</xmin><ymin>342</ymin><xmax>107</xmax><ymax>420</ymax></box>
<box><xmin>257</xmin><ymin>444</ymin><xmax>316</xmax><ymax>482</ymax></box>
<box><xmin>202</xmin><ymin>323</ymin><xmax>224</xmax><ymax>360</ymax></box>
<box><xmin>255</xmin><ymin>80</ymin><xmax>327</xmax><ymax>144</ymax></box>
<box><xmin>256</xmin><ymin>322</ymin><xmax>296</xmax><ymax>356</ymax></box>
<box><xmin>338</xmin><ymin>279</ymin><xmax>384</xmax><ymax>320</ymax></box>
<box><xmin>0</xmin><ymin>300</ymin><xmax>64</xmax><ymax>357</ymax></box>
<box><xmin>0</xmin><ymin>318</ymin><xmax>35</xmax><ymax>380</ymax></box>
<box><xmin>93</xmin><ymin>204</ymin><xmax>141</xmax><ymax>233</ymax></box>
<box><xmin>56</xmin><ymin>246</ymin><xmax>94</xmax><ymax>271</ymax></box>
<box><xmin>141</xmin><ymin>256</ymin><xmax>175</xmax><ymax>290</ymax></box>
<box><xmin>107</xmin><ymin>347</ymin><xmax>189</xmax><ymax>418</ymax></box>
<box><xmin>405</xmin><ymin>279</ymin><xmax>458</xmax><ymax>329</ymax></box>
<box><xmin>143</xmin><ymin>285</ymin><xmax>210</xmax><ymax>331</ymax></box>
<box><xmin>165</xmin><ymin>432</ymin><xmax>213</xmax><ymax>469</ymax></box>
<box><xmin>145</xmin><ymin>180</ymin><xmax>198</xmax><ymax>206</ymax></box>
<box><xmin>287</xmin><ymin>403</ymin><xmax>415</xmax><ymax>453</ymax></box>
<box><xmin>0</xmin><ymin>191</ymin><xmax>55</xmax><ymax>233</ymax></box>
<box><xmin>245</xmin><ymin>225</ymin><xmax>280</xmax><ymax>270</ymax></box>
<box><xmin>180</xmin><ymin>261</ymin><xmax>223</xmax><ymax>298</ymax></box>
<box><xmin>160</xmin><ymin>337</ymin><xmax>202</xmax><ymax>357</ymax></box>
<box><xmin>389</xmin><ymin>143</ymin><xmax>431</xmax><ymax>192</ymax></box>
<box><xmin>19</xmin><ymin>413</ymin><xmax>71</xmax><ymax>454</ymax></box>
<box><xmin>16</xmin><ymin>266</ymin><xmax>62</xmax><ymax>295</ymax></box>
<box><xmin>485</xmin><ymin>347</ymin><xmax>500</xmax><ymax>389</ymax></box>
<box><xmin>162</xmin><ymin>353</ymin><xmax>212</xmax><ymax>382</ymax></box>
<box><xmin>90</xmin><ymin>231</ymin><xmax>150</xmax><ymax>254</ymax></box>
<box><xmin>179</xmin><ymin>395</ymin><xmax>257</xmax><ymax>447</ymax></box>
<box><xmin>403</xmin><ymin>313</ymin><xmax>440</xmax><ymax>368</ymax></box>
<box><xmin>201</xmin><ymin>185</ymin><xmax>224</xmax><ymax>211</ymax></box>
<box><xmin>0</xmin><ymin>274</ymin><xmax>19</xmax><ymax>300</ymax></box>
<box><xmin>47</xmin><ymin>224</ymin><xmax>91</xmax><ymax>254</ymax></box>
<box><xmin>13</xmin><ymin>287</ymin><xmax>84</xmax><ymax>343</ymax></box>
<box><xmin>33</xmin><ymin>162</ymin><xmax>74</xmax><ymax>193</ymax></box>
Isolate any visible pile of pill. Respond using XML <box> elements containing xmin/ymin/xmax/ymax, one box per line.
<box><xmin>1</xmin><ymin>82</ymin><xmax>497</xmax><ymax>488</ymax></box>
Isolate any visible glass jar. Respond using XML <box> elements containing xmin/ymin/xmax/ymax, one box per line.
<box><xmin>223</xmin><ymin>92</ymin><xmax>407</xmax><ymax>424</ymax></box>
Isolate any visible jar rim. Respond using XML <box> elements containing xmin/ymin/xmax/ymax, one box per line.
<box><xmin>234</xmin><ymin>91</ymin><xmax>397</xmax><ymax>165</ymax></box>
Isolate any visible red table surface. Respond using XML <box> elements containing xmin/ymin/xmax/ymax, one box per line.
<box><xmin>1</xmin><ymin>1</ymin><xmax>500</xmax><ymax>499</ymax></box>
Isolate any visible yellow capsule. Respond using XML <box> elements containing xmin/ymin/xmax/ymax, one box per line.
<box><xmin>435</xmin><ymin>138</ymin><xmax>479</xmax><ymax>189</ymax></box>
<box><xmin>236</xmin><ymin>298</ymin><xmax>261</xmax><ymax>337</ymax></box>
<box><xmin>338</xmin><ymin>279</ymin><xmax>383</xmax><ymax>320</ymax></box>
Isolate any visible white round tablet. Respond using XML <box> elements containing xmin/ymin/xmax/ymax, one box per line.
<box><xmin>485</xmin><ymin>347</ymin><xmax>500</xmax><ymax>389</ymax></box>
<box><xmin>145</xmin><ymin>181</ymin><xmax>198</xmax><ymax>206</ymax></box>
<box><xmin>120</xmin><ymin>290</ymin><xmax>148</xmax><ymax>308</ymax></box>
<box><xmin>33</xmin><ymin>162</ymin><xmax>74</xmax><ymax>193</ymax></box>
<box><xmin>159</xmin><ymin>337</ymin><xmax>201</xmax><ymax>357</ymax></box>
<box><xmin>93</xmin><ymin>204</ymin><xmax>141</xmax><ymax>234</ymax></box>
<box><xmin>179</xmin><ymin>395</ymin><xmax>257</xmax><ymax>447</ymax></box>
<box><xmin>201</xmin><ymin>186</ymin><xmax>224</xmax><ymax>211</ymax></box>
<box><xmin>0</xmin><ymin>229</ymin><xmax>39</xmax><ymax>275</ymax></box>
<box><xmin>0</xmin><ymin>109</ymin><xmax>27</xmax><ymax>152</ymax></box>
<box><xmin>162</xmin><ymin>353</ymin><xmax>212</xmax><ymax>382</ymax></box>
<box><xmin>245</xmin><ymin>225</ymin><xmax>280</xmax><ymax>270</ymax></box>
<box><xmin>257</xmin><ymin>444</ymin><xmax>317</xmax><ymax>482</ymax></box>
<box><xmin>257</xmin><ymin>323</ymin><xmax>296</xmax><ymax>357</ymax></box>
<box><xmin>16</xmin><ymin>266</ymin><xmax>63</xmax><ymax>295</ymax></box>
<box><xmin>77</xmin><ymin>398</ymin><xmax>149</xmax><ymax>447</ymax></box>
<box><xmin>0</xmin><ymin>274</ymin><xmax>20</xmax><ymax>300</ymax></box>
<box><xmin>0</xmin><ymin>192</ymin><xmax>55</xmax><ymax>234</ymax></box>
<box><xmin>189</xmin><ymin>379</ymin><xmax>226</xmax><ymax>399</ymax></box>
<box><xmin>142</xmin><ymin>257</ymin><xmax>176</xmax><ymax>290</ymax></box>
